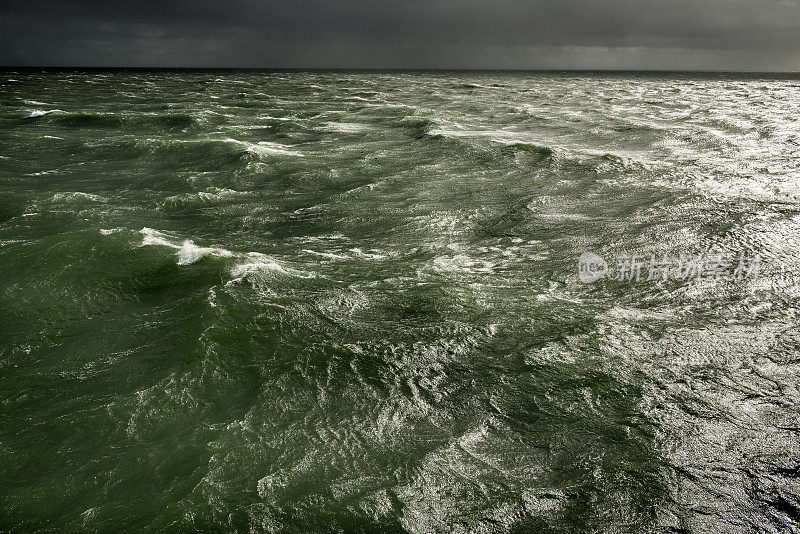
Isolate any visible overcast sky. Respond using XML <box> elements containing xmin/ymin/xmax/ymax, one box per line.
<box><xmin>1</xmin><ymin>0</ymin><xmax>799</xmax><ymax>70</ymax></box>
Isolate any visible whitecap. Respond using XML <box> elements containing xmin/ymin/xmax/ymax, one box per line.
<box><xmin>27</xmin><ymin>109</ymin><xmax>61</xmax><ymax>118</ymax></box>
<box><xmin>99</xmin><ymin>228</ymin><xmax>124</xmax><ymax>235</ymax></box>
<box><xmin>51</xmin><ymin>191</ymin><xmax>106</xmax><ymax>202</ymax></box>
<box><xmin>162</xmin><ymin>187</ymin><xmax>253</xmax><ymax>206</ymax></box>
<box><xmin>257</xmin><ymin>115</ymin><xmax>297</xmax><ymax>121</ymax></box>
<box><xmin>288</xmin><ymin>233</ymin><xmax>349</xmax><ymax>243</ymax></box>
<box><xmin>303</xmin><ymin>249</ymin><xmax>349</xmax><ymax>260</ymax></box>
<box><xmin>136</xmin><ymin>228</ymin><xmax>309</xmax><ymax>279</ymax></box>
<box><xmin>176</xmin><ymin>240</ymin><xmax>234</xmax><ymax>265</ymax></box>
<box><xmin>349</xmin><ymin>248</ymin><xmax>387</xmax><ymax>260</ymax></box>
<box><xmin>532</xmin><ymin>212</ymin><xmax>593</xmax><ymax>221</ymax></box>
<box><xmin>248</xmin><ymin>141</ymin><xmax>302</xmax><ymax>157</ymax></box>
<box><xmin>431</xmin><ymin>254</ymin><xmax>495</xmax><ymax>275</ymax></box>
<box><xmin>230</xmin><ymin>255</ymin><xmax>292</xmax><ymax>280</ymax></box>
<box><xmin>319</xmin><ymin>122</ymin><xmax>370</xmax><ymax>133</ymax></box>
<box><xmin>229</xmin><ymin>252</ymin><xmax>312</xmax><ymax>281</ymax></box>
<box><xmin>140</xmin><ymin>227</ymin><xmax>179</xmax><ymax>248</ymax></box>
<box><xmin>223</xmin><ymin>138</ymin><xmax>302</xmax><ymax>157</ymax></box>
<box><xmin>139</xmin><ymin>229</ymin><xmax>235</xmax><ymax>265</ymax></box>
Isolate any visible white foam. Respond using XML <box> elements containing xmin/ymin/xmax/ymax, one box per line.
<box><xmin>229</xmin><ymin>252</ymin><xmax>313</xmax><ymax>282</ymax></box>
<box><xmin>51</xmin><ymin>191</ymin><xmax>106</xmax><ymax>202</ymax></box>
<box><xmin>136</xmin><ymin>228</ymin><xmax>310</xmax><ymax>280</ymax></box>
<box><xmin>230</xmin><ymin>254</ymin><xmax>293</xmax><ymax>280</ymax></box>
<box><xmin>288</xmin><ymin>233</ymin><xmax>349</xmax><ymax>243</ymax></box>
<box><xmin>197</xmin><ymin>187</ymin><xmax>248</xmax><ymax>201</ymax></box>
<box><xmin>27</xmin><ymin>109</ymin><xmax>61</xmax><ymax>118</ymax></box>
<box><xmin>349</xmin><ymin>248</ymin><xmax>387</xmax><ymax>260</ymax></box>
<box><xmin>139</xmin><ymin>229</ymin><xmax>235</xmax><ymax>265</ymax></box>
<box><xmin>258</xmin><ymin>115</ymin><xmax>297</xmax><ymax>121</ymax></box>
<box><xmin>319</xmin><ymin>122</ymin><xmax>370</xmax><ymax>133</ymax></box>
<box><xmin>431</xmin><ymin>254</ymin><xmax>495</xmax><ymax>275</ymax></box>
<box><xmin>139</xmin><ymin>228</ymin><xmax>233</xmax><ymax>265</ymax></box>
<box><xmin>177</xmin><ymin>240</ymin><xmax>234</xmax><ymax>265</ymax></box>
<box><xmin>249</xmin><ymin>141</ymin><xmax>301</xmax><ymax>156</ymax></box>
<box><xmin>303</xmin><ymin>249</ymin><xmax>349</xmax><ymax>260</ymax></box>
<box><xmin>99</xmin><ymin>228</ymin><xmax>124</xmax><ymax>235</ymax></box>
<box><xmin>140</xmin><ymin>227</ymin><xmax>178</xmax><ymax>248</ymax></box>
<box><xmin>163</xmin><ymin>187</ymin><xmax>252</xmax><ymax>206</ymax></box>
<box><xmin>301</xmin><ymin>247</ymin><xmax>389</xmax><ymax>261</ymax></box>
<box><xmin>533</xmin><ymin>212</ymin><xmax>593</xmax><ymax>221</ymax></box>
<box><xmin>223</xmin><ymin>138</ymin><xmax>302</xmax><ymax>157</ymax></box>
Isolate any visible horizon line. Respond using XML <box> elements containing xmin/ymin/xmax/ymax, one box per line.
<box><xmin>2</xmin><ymin>66</ymin><xmax>800</xmax><ymax>75</ymax></box>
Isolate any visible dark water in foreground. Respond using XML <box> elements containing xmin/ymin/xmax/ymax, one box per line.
<box><xmin>1</xmin><ymin>71</ymin><xmax>800</xmax><ymax>533</ymax></box>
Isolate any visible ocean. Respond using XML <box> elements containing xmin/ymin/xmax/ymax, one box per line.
<box><xmin>1</xmin><ymin>70</ymin><xmax>799</xmax><ymax>532</ymax></box>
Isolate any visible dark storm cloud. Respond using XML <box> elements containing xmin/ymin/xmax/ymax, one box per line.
<box><xmin>1</xmin><ymin>0</ymin><xmax>799</xmax><ymax>69</ymax></box>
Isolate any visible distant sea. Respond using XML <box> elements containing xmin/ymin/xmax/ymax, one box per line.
<box><xmin>2</xmin><ymin>70</ymin><xmax>800</xmax><ymax>532</ymax></box>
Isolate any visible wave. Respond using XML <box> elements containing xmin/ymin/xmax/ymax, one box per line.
<box><xmin>301</xmin><ymin>248</ymin><xmax>389</xmax><ymax>261</ymax></box>
<box><xmin>50</xmin><ymin>191</ymin><xmax>107</xmax><ymax>203</ymax></box>
<box><xmin>452</xmin><ymin>83</ymin><xmax>488</xmax><ymax>89</ymax></box>
<box><xmin>427</xmin><ymin>128</ymin><xmax>492</xmax><ymax>139</ymax></box>
<box><xmin>134</xmin><ymin>228</ymin><xmax>312</xmax><ymax>282</ymax></box>
<box><xmin>495</xmin><ymin>140</ymin><xmax>555</xmax><ymax>160</ymax></box>
<box><xmin>161</xmin><ymin>187</ymin><xmax>255</xmax><ymax>209</ymax></box>
<box><xmin>54</xmin><ymin>112</ymin><xmax>125</xmax><ymax>128</ymax></box>
<box><xmin>176</xmin><ymin>240</ymin><xmax>234</xmax><ymax>265</ymax></box>
<box><xmin>349</xmin><ymin>114</ymin><xmax>436</xmax><ymax>139</ymax></box>
<box><xmin>348</xmin><ymin>248</ymin><xmax>388</xmax><ymax>260</ymax></box>
<box><xmin>318</xmin><ymin>122</ymin><xmax>371</xmax><ymax>133</ymax></box>
<box><xmin>139</xmin><ymin>228</ymin><xmax>234</xmax><ymax>265</ymax></box>
<box><xmin>228</xmin><ymin>253</ymin><xmax>306</xmax><ymax>281</ymax></box>
<box><xmin>151</xmin><ymin>113</ymin><xmax>197</xmax><ymax>129</ymax></box>
<box><xmin>75</xmin><ymin>137</ymin><xmax>302</xmax><ymax>172</ymax></box>
<box><xmin>555</xmin><ymin>150</ymin><xmax>647</xmax><ymax>177</ymax></box>
<box><xmin>26</xmin><ymin>109</ymin><xmax>62</xmax><ymax>118</ymax></box>
<box><xmin>22</xmin><ymin>110</ymin><xmax>200</xmax><ymax>130</ymax></box>
<box><xmin>302</xmin><ymin>249</ymin><xmax>349</xmax><ymax>260</ymax></box>
<box><xmin>407</xmin><ymin>126</ymin><xmax>558</xmax><ymax>168</ymax></box>
<box><xmin>234</xmin><ymin>118</ymin><xmax>316</xmax><ymax>141</ymax></box>
<box><xmin>223</xmin><ymin>138</ymin><xmax>303</xmax><ymax>157</ymax></box>
<box><xmin>392</xmin><ymin>117</ymin><xmax>436</xmax><ymax>139</ymax></box>
<box><xmin>430</xmin><ymin>254</ymin><xmax>495</xmax><ymax>275</ymax></box>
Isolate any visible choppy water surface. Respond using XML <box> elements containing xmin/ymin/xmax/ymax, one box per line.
<box><xmin>1</xmin><ymin>71</ymin><xmax>800</xmax><ymax>532</ymax></box>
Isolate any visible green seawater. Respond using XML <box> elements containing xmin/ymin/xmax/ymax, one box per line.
<box><xmin>1</xmin><ymin>71</ymin><xmax>800</xmax><ymax>532</ymax></box>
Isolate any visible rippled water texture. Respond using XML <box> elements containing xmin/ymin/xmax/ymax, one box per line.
<box><xmin>2</xmin><ymin>71</ymin><xmax>800</xmax><ymax>532</ymax></box>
